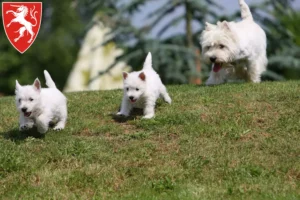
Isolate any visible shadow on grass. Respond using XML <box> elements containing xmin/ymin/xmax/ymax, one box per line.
<box><xmin>112</xmin><ymin>108</ymin><xmax>144</xmax><ymax>123</ymax></box>
<box><xmin>2</xmin><ymin>127</ymin><xmax>44</xmax><ymax>142</ymax></box>
<box><xmin>112</xmin><ymin>101</ymin><xmax>167</xmax><ymax>123</ymax></box>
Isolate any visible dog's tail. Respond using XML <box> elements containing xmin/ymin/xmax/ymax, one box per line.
<box><xmin>239</xmin><ymin>0</ymin><xmax>253</xmax><ymax>21</ymax></box>
<box><xmin>142</xmin><ymin>52</ymin><xmax>153</xmax><ymax>70</ymax></box>
<box><xmin>44</xmin><ymin>70</ymin><xmax>56</xmax><ymax>88</ymax></box>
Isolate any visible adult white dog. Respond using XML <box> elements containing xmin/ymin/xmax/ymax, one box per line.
<box><xmin>15</xmin><ymin>70</ymin><xmax>67</xmax><ymax>133</ymax></box>
<box><xmin>201</xmin><ymin>0</ymin><xmax>268</xmax><ymax>85</ymax></box>
<box><xmin>117</xmin><ymin>52</ymin><xmax>171</xmax><ymax>119</ymax></box>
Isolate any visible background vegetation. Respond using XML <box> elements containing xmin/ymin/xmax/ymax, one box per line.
<box><xmin>0</xmin><ymin>0</ymin><xmax>300</xmax><ymax>95</ymax></box>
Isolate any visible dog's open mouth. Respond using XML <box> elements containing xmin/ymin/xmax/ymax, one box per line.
<box><xmin>24</xmin><ymin>112</ymin><xmax>32</xmax><ymax>117</ymax></box>
<box><xmin>213</xmin><ymin>63</ymin><xmax>222</xmax><ymax>73</ymax></box>
<box><xmin>130</xmin><ymin>99</ymin><xmax>137</xmax><ymax>103</ymax></box>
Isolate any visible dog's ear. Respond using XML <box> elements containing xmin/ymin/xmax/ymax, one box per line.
<box><xmin>217</xmin><ymin>21</ymin><xmax>222</xmax><ymax>26</ymax></box>
<box><xmin>220</xmin><ymin>21</ymin><xmax>231</xmax><ymax>31</ymax></box>
<box><xmin>139</xmin><ymin>72</ymin><xmax>146</xmax><ymax>81</ymax></box>
<box><xmin>33</xmin><ymin>78</ymin><xmax>41</xmax><ymax>92</ymax></box>
<box><xmin>205</xmin><ymin>22</ymin><xmax>217</xmax><ymax>31</ymax></box>
<box><xmin>15</xmin><ymin>80</ymin><xmax>21</xmax><ymax>91</ymax></box>
<box><xmin>122</xmin><ymin>72</ymin><xmax>128</xmax><ymax>80</ymax></box>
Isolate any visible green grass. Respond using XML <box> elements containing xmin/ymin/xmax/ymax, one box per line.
<box><xmin>0</xmin><ymin>82</ymin><xmax>299</xmax><ymax>199</ymax></box>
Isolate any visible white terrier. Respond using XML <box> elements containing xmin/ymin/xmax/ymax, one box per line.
<box><xmin>117</xmin><ymin>52</ymin><xmax>171</xmax><ymax>119</ymax></box>
<box><xmin>15</xmin><ymin>70</ymin><xmax>67</xmax><ymax>133</ymax></box>
<box><xmin>200</xmin><ymin>0</ymin><xmax>268</xmax><ymax>85</ymax></box>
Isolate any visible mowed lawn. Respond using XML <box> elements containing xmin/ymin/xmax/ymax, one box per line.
<box><xmin>0</xmin><ymin>82</ymin><xmax>299</xmax><ymax>199</ymax></box>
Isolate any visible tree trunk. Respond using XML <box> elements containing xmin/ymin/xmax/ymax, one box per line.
<box><xmin>194</xmin><ymin>48</ymin><xmax>202</xmax><ymax>85</ymax></box>
<box><xmin>185</xmin><ymin>1</ymin><xmax>202</xmax><ymax>84</ymax></box>
<box><xmin>185</xmin><ymin>0</ymin><xmax>193</xmax><ymax>49</ymax></box>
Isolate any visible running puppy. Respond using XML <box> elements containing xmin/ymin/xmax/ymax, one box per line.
<box><xmin>15</xmin><ymin>70</ymin><xmax>67</xmax><ymax>133</ymax></box>
<box><xmin>117</xmin><ymin>52</ymin><xmax>171</xmax><ymax>119</ymax></box>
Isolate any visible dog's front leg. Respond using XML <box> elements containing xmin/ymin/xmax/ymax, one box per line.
<box><xmin>6</xmin><ymin>18</ymin><xmax>17</xmax><ymax>27</ymax></box>
<box><xmin>117</xmin><ymin>97</ymin><xmax>132</xmax><ymax>116</ymax></box>
<box><xmin>35</xmin><ymin>114</ymin><xmax>50</xmax><ymax>134</ymax></box>
<box><xmin>206</xmin><ymin>68</ymin><xmax>227</xmax><ymax>86</ymax></box>
<box><xmin>143</xmin><ymin>98</ymin><xmax>156</xmax><ymax>119</ymax></box>
<box><xmin>6</xmin><ymin>10</ymin><xmax>17</xmax><ymax>15</ymax></box>
<box><xmin>19</xmin><ymin>114</ymin><xmax>34</xmax><ymax>131</ymax></box>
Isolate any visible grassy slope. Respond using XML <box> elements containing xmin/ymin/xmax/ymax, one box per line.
<box><xmin>0</xmin><ymin>82</ymin><xmax>299</xmax><ymax>199</ymax></box>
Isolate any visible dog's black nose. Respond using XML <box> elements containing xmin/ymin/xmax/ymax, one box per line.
<box><xmin>21</xmin><ymin>108</ymin><xmax>27</xmax><ymax>113</ymax></box>
<box><xmin>210</xmin><ymin>56</ymin><xmax>217</xmax><ymax>62</ymax></box>
<box><xmin>129</xmin><ymin>96</ymin><xmax>134</xmax><ymax>100</ymax></box>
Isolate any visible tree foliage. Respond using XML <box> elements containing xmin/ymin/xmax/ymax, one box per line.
<box><xmin>0</xmin><ymin>0</ymin><xmax>299</xmax><ymax>95</ymax></box>
<box><xmin>94</xmin><ymin>0</ymin><xmax>222</xmax><ymax>85</ymax></box>
<box><xmin>252</xmin><ymin>0</ymin><xmax>300</xmax><ymax>80</ymax></box>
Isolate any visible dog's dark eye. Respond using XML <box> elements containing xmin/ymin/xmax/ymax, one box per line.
<box><xmin>219</xmin><ymin>44</ymin><xmax>225</xmax><ymax>49</ymax></box>
<box><xmin>126</xmin><ymin>88</ymin><xmax>129</xmax><ymax>91</ymax></box>
<box><xmin>136</xmin><ymin>88</ymin><xmax>139</xmax><ymax>91</ymax></box>
<box><xmin>206</xmin><ymin>46</ymin><xmax>211</xmax><ymax>50</ymax></box>
<box><xmin>29</xmin><ymin>98</ymin><xmax>34</xmax><ymax>102</ymax></box>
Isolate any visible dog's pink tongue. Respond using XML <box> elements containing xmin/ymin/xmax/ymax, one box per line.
<box><xmin>213</xmin><ymin>63</ymin><xmax>222</xmax><ymax>73</ymax></box>
<box><xmin>24</xmin><ymin>112</ymin><xmax>31</xmax><ymax>117</ymax></box>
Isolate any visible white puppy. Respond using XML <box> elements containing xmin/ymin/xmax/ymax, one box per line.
<box><xmin>15</xmin><ymin>70</ymin><xmax>67</xmax><ymax>133</ymax></box>
<box><xmin>117</xmin><ymin>52</ymin><xmax>171</xmax><ymax>119</ymax></box>
<box><xmin>200</xmin><ymin>0</ymin><xmax>268</xmax><ymax>85</ymax></box>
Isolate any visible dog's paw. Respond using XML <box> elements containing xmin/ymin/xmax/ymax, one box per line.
<box><xmin>53</xmin><ymin>127</ymin><xmax>63</xmax><ymax>131</ymax></box>
<box><xmin>142</xmin><ymin>114</ymin><xmax>154</xmax><ymax>119</ymax></box>
<box><xmin>165</xmin><ymin>97</ymin><xmax>172</xmax><ymax>104</ymax></box>
<box><xmin>37</xmin><ymin>127</ymin><xmax>47</xmax><ymax>134</ymax></box>
<box><xmin>206</xmin><ymin>78</ymin><xmax>217</xmax><ymax>86</ymax></box>
<box><xmin>206</xmin><ymin>80</ymin><xmax>219</xmax><ymax>86</ymax></box>
<box><xmin>19</xmin><ymin>125</ymin><xmax>30</xmax><ymax>131</ymax></box>
<box><xmin>53</xmin><ymin>125</ymin><xmax>64</xmax><ymax>131</ymax></box>
<box><xmin>206</xmin><ymin>76</ymin><xmax>226</xmax><ymax>86</ymax></box>
<box><xmin>19</xmin><ymin>124</ymin><xmax>33</xmax><ymax>131</ymax></box>
<box><xmin>117</xmin><ymin>112</ymin><xmax>129</xmax><ymax>117</ymax></box>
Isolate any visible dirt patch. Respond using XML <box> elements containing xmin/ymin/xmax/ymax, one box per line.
<box><xmin>287</xmin><ymin>169</ymin><xmax>300</xmax><ymax>181</ymax></box>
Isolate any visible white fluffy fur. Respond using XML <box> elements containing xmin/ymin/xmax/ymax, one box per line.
<box><xmin>200</xmin><ymin>0</ymin><xmax>268</xmax><ymax>85</ymax></box>
<box><xmin>15</xmin><ymin>70</ymin><xmax>67</xmax><ymax>133</ymax></box>
<box><xmin>117</xmin><ymin>52</ymin><xmax>171</xmax><ymax>119</ymax></box>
